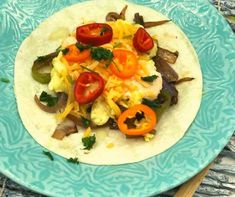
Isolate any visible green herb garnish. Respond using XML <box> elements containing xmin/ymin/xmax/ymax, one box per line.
<box><xmin>0</xmin><ymin>77</ymin><xmax>10</xmax><ymax>83</ymax></box>
<box><xmin>56</xmin><ymin>45</ymin><xmax>62</xmax><ymax>52</ymax></box>
<box><xmin>141</xmin><ymin>75</ymin><xmax>158</xmax><ymax>82</ymax></box>
<box><xmin>61</xmin><ymin>48</ymin><xmax>69</xmax><ymax>55</ymax></box>
<box><xmin>76</xmin><ymin>42</ymin><xmax>92</xmax><ymax>51</ymax></box>
<box><xmin>100</xmin><ymin>27</ymin><xmax>108</xmax><ymax>36</ymax></box>
<box><xmin>142</xmin><ymin>98</ymin><xmax>160</xmax><ymax>108</ymax></box>
<box><xmin>42</xmin><ymin>151</ymin><xmax>54</xmax><ymax>161</ymax></box>
<box><xmin>67</xmin><ymin>157</ymin><xmax>80</xmax><ymax>164</ymax></box>
<box><xmin>39</xmin><ymin>91</ymin><xmax>58</xmax><ymax>107</ymax></box>
<box><xmin>81</xmin><ymin>116</ymin><xmax>91</xmax><ymax>128</ymax></box>
<box><xmin>82</xmin><ymin>135</ymin><xmax>96</xmax><ymax>150</ymax></box>
<box><xmin>91</xmin><ymin>47</ymin><xmax>113</xmax><ymax>61</ymax></box>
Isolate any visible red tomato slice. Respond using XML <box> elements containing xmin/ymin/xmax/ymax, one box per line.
<box><xmin>76</xmin><ymin>23</ymin><xmax>113</xmax><ymax>46</ymax></box>
<box><xmin>110</xmin><ymin>49</ymin><xmax>138</xmax><ymax>79</ymax></box>
<box><xmin>133</xmin><ymin>28</ymin><xmax>154</xmax><ymax>52</ymax></box>
<box><xmin>74</xmin><ymin>72</ymin><xmax>105</xmax><ymax>104</ymax></box>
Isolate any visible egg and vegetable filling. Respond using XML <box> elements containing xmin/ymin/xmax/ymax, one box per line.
<box><xmin>31</xmin><ymin>6</ymin><xmax>192</xmax><ymax>149</ymax></box>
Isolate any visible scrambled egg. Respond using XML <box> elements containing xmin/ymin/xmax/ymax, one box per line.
<box><xmin>123</xmin><ymin>60</ymin><xmax>162</xmax><ymax>107</ymax></box>
<box><xmin>48</xmin><ymin>52</ymin><xmax>68</xmax><ymax>93</ymax></box>
<box><xmin>91</xmin><ymin>97</ymin><xmax>110</xmax><ymax>125</ymax></box>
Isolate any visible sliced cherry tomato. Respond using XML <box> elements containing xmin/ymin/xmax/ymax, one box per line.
<box><xmin>64</xmin><ymin>44</ymin><xmax>90</xmax><ymax>62</ymax></box>
<box><xmin>133</xmin><ymin>28</ymin><xmax>154</xmax><ymax>52</ymax></box>
<box><xmin>76</xmin><ymin>23</ymin><xmax>113</xmax><ymax>46</ymax></box>
<box><xmin>74</xmin><ymin>72</ymin><xmax>105</xmax><ymax>104</ymax></box>
<box><xmin>118</xmin><ymin>104</ymin><xmax>157</xmax><ymax>136</ymax></box>
<box><xmin>110</xmin><ymin>49</ymin><xmax>138</xmax><ymax>79</ymax></box>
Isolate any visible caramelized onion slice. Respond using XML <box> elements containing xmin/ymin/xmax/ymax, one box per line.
<box><xmin>34</xmin><ymin>92</ymin><xmax>67</xmax><ymax>113</ymax></box>
<box><xmin>157</xmin><ymin>47</ymin><xmax>179</xmax><ymax>64</ymax></box>
<box><xmin>52</xmin><ymin>118</ymin><xmax>78</xmax><ymax>140</ymax></box>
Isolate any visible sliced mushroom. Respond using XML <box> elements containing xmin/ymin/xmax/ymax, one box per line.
<box><xmin>143</xmin><ymin>20</ymin><xmax>171</xmax><ymax>28</ymax></box>
<box><xmin>119</xmin><ymin>5</ymin><xmax>128</xmax><ymax>20</ymax></box>
<box><xmin>52</xmin><ymin>118</ymin><xmax>78</xmax><ymax>140</ymax></box>
<box><xmin>134</xmin><ymin>12</ymin><xmax>171</xmax><ymax>28</ymax></box>
<box><xmin>157</xmin><ymin>47</ymin><xmax>179</xmax><ymax>64</ymax></box>
<box><xmin>34</xmin><ymin>92</ymin><xmax>67</xmax><ymax>113</ymax></box>
<box><xmin>162</xmin><ymin>77</ymin><xmax>178</xmax><ymax>105</ymax></box>
<box><xmin>107</xmin><ymin>118</ymin><xmax>119</xmax><ymax>130</ymax></box>
<box><xmin>106</xmin><ymin>12</ymin><xmax>121</xmax><ymax>21</ymax></box>
<box><xmin>134</xmin><ymin>13</ymin><xmax>144</xmax><ymax>26</ymax></box>
<box><xmin>106</xmin><ymin>5</ymin><xmax>128</xmax><ymax>21</ymax></box>
<box><xmin>175</xmin><ymin>77</ymin><xmax>194</xmax><ymax>85</ymax></box>
<box><xmin>153</xmin><ymin>55</ymin><xmax>179</xmax><ymax>82</ymax></box>
<box><xmin>67</xmin><ymin>114</ymin><xmax>98</xmax><ymax>129</ymax></box>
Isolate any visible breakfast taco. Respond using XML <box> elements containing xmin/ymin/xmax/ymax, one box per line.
<box><xmin>14</xmin><ymin>0</ymin><xmax>202</xmax><ymax>165</ymax></box>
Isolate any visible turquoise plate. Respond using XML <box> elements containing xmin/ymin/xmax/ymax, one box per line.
<box><xmin>0</xmin><ymin>0</ymin><xmax>235</xmax><ymax>196</ymax></box>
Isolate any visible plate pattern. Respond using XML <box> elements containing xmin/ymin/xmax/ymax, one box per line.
<box><xmin>0</xmin><ymin>0</ymin><xmax>235</xmax><ymax>196</ymax></box>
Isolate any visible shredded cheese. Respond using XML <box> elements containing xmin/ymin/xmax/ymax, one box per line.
<box><xmin>106</xmin><ymin>143</ymin><xmax>114</xmax><ymax>148</ymax></box>
<box><xmin>108</xmin><ymin>19</ymin><xmax>139</xmax><ymax>40</ymax></box>
<box><xmin>56</xmin><ymin>102</ymin><xmax>74</xmax><ymax>120</ymax></box>
<box><xmin>83</xmin><ymin>127</ymin><xmax>91</xmax><ymax>137</ymax></box>
<box><xmin>144</xmin><ymin>133</ymin><xmax>155</xmax><ymax>142</ymax></box>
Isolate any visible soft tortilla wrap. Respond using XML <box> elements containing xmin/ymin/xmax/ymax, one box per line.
<box><xmin>14</xmin><ymin>0</ymin><xmax>202</xmax><ymax>165</ymax></box>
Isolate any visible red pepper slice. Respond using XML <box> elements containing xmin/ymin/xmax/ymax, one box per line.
<box><xmin>133</xmin><ymin>27</ymin><xmax>154</xmax><ymax>52</ymax></box>
<box><xmin>76</xmin><ymin>23</ymin><xmax>113</xmax><ymax>46</ymax></box>
<box><xmin>74</xmin><ymin>72</ymin><xmax>105</xmax><ymax>104</ymax></box>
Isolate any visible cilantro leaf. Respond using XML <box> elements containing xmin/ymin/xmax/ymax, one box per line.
<box><xmin>42</xmin><ymin>151</ymin><xmax>54</xmax><ymax>161</ymax></box>
<box><xmin>67</xmin><ymin>157</ymin><xmax>79</xmax><ymax>164</ymax></box>
<box><xmin>76</xmin><ymin>42</ymin><xmax>92</xmax><ymax>51</ymax></box>
<box><xmin>141</xmin><ymin>75</ymin><xmax>158</xmax><ymax>82</ymax></box>
<box><xmin>61</xmin><ymin>48</ymin><xmax>69</xmax><ymax>55</ymax></box>
<box><xmin>39</xmin><ymin>91</ymin><xmax>58</xmax><ymax>107</ymax></box>
<box><xmin>0</xmin><ymin>77</ymin><xmax>10</xmax><ymax>83</ymax></box>
<box><xmin>142</xmin><ymin>98</ymin><xmax>161</xmax><ymax>108</ymax></box>
<box><xmin>82</xmin><ymin>135</ymin><xmax>96</xmax><ymax>150</ymax></box>
<box><xmin>91</xmin><ymin>47</ymin><xmax>113</xmax><ymax>61</ymax></box>
<box><xmin>81</xmin><ymin>116</ymin><xmax>91</xmax><ymax>128</ymax></box>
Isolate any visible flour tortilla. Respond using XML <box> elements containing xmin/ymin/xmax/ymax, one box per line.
<box><xmin>14</xmin><ymin>0</ymin><xmax>202</xmax><ymax>165</ymax></box>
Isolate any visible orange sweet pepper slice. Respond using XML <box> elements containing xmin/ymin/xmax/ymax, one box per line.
<box><xmin>110</xmin><ymin>49</ymin><xmax>138</xmax><ymax>79</ymax></box>
<box><xmin>117</xmin><ymin>104</ymin><xmax>157</xmax><ymax>136</ymax></box>
<box><xmin>64</xmin><ymin>44</ymin><xmax>90</xmax><ymax>62</ymax></box>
